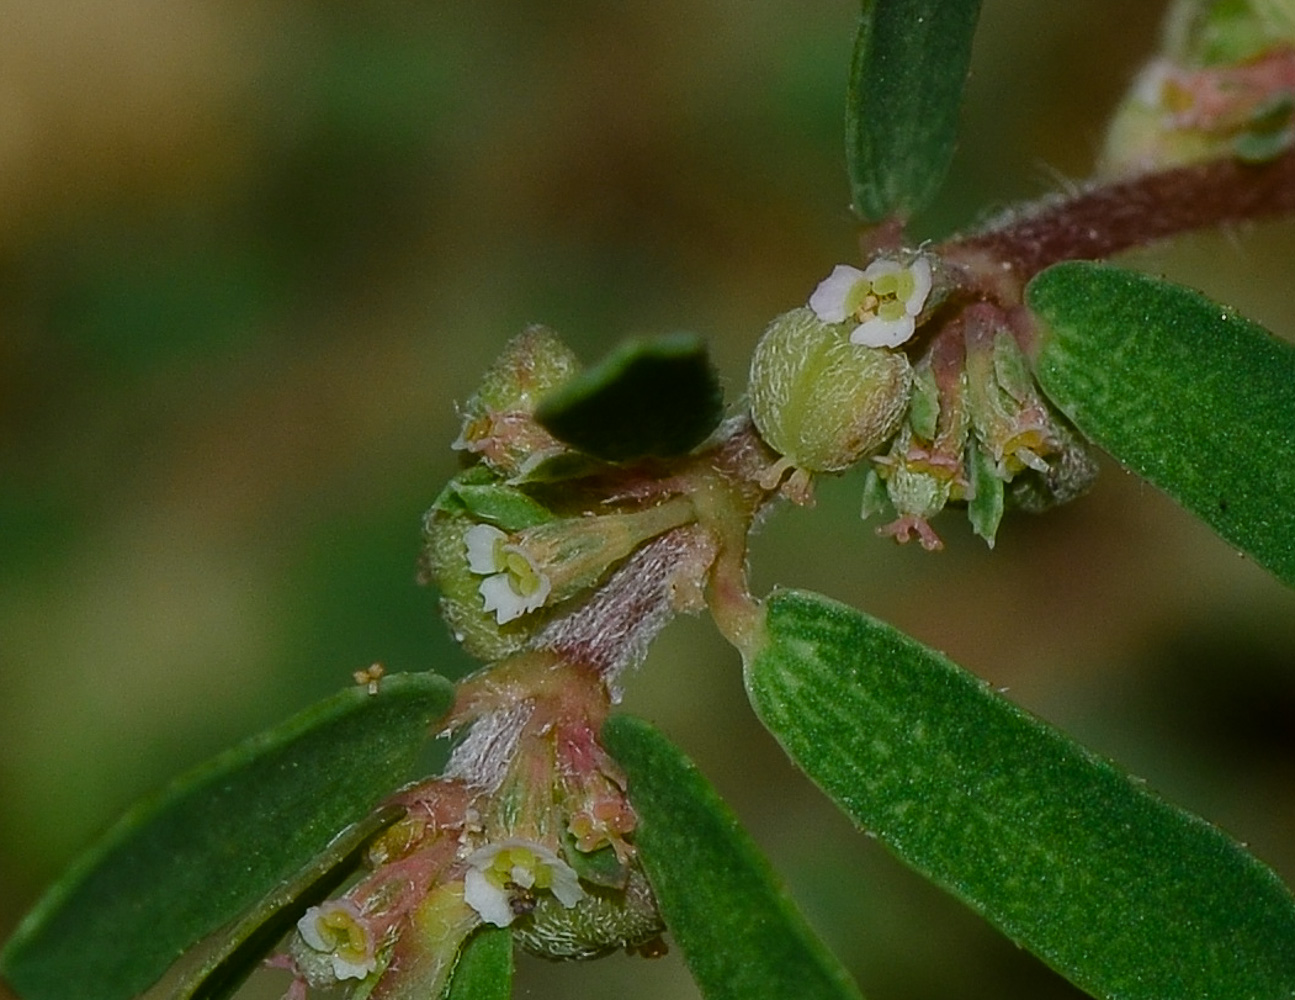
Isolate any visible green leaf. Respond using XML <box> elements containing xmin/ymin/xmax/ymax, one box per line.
<box><xmin>603</xmin><ymin>715</ymin><xmax>865</xmax><ymax>1000</ymax></box>
<box><xmin>1</xmin><ymin>672</ymin><xmax>456</xmax><ymax>1000</ymax></box>
<box><xmin>1027</xmin><ymin>261</ymin><xmax>1295</xmax><ymax>587</ymax></box>
<box><xmin>746</xmin><ymin>589</ymin><xmax>1295</xmax><ymax>1000</ymax></box>
<box><xmin>443</xmin><ymin>927</ymin><xmax>513</xmax><ymax>1000</ymax></box>
<box><xmin>449</xmin><ymin>482</ymin><xmax>555</xmax><ymax>531</ymax></box>
<box><xmin>846</xmin><ymin>0</ymin><xmax>982</xmax><ymax>223</ymax></box>
<box><xmin>172</xmin><ymin>805</ymin><xmax>405</xmax><ymax>1000</ymax></box>
<box><xmin>534</xmin><ymin>334</ymin><xmax>724</xmax><ymax>462</ymax></box>
<box><xmin>430</xmin><ymin>467</ymin><xmax>556</xmax><ymax>531</ymax></box>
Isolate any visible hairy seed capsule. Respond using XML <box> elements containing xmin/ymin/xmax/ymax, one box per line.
<box><xmin>511</xmin><ymin>863</ymin><xmax>664</xmax><ymax>961</ymax></box>
<box><xmin>748</xmin><ymin>307</ymin><xmax>912</xmax><ymax>473</ymax></box>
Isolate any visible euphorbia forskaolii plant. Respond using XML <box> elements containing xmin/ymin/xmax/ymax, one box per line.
<box><xmin>5</xmin><ymin>2</ymin><xmax>1295</xmax><ymax>999</ymax></box>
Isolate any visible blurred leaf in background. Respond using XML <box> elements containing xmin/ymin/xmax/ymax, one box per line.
<box><xmin>3</xmin><ymin>2</ymin><xmax>1295</xmax><ymax>999</ymax></box>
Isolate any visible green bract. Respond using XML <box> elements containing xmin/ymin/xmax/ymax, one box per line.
<box><xmin>1167</xmin><ymin>0</ymin><xmax>1295</xmax><ymax>66</ymax></box>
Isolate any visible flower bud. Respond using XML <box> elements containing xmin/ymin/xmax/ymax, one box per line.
<box><xmin>455</xmin><ymin>325</ymin><xmax>582</xmax><ymax>479</ymax></box>
<box><xmin>748</xmin><ymin>307</ymin><xmax>912</xmax><ymax>474</ymax></box>
<box><xmin>1099</xmin><ymin>1</ymin><xmax>1295</xmax><ymax>175</ymax></box>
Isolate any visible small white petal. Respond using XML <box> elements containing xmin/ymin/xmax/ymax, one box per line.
<box><xmin>464</xmin><ymin>523</ymin><xmax>507</xmax><ymax>575</ymax></box>
<box><xmin>850</xmin><ymin>315</ymin><xmax>916</xmax><ymax>349</ymax></box>
<box><xmin>1131</xmin><ymin>58</ymin><xmax>1174</xmax><ymax>106</ymax></box>
<box><xmin>861</xmin><ymin>257</ymin><xmax>904</xmax><ymax>282</ymax></box>
<box><xmin>808</xmin><ymin>265</ymin><xmax>866</xmax><ymax>324</ymax></box>
<box><xmin>330</xmin><ymin>955</ymin><xmax>376</xmax><ymax>981</ymax></box>
<box><xmin>905</xmin><ymin>256</ymin><xmax>933</xmax><ymax>314</ymax></box>
<box><xmin>296</xmin><ymin>907</ymin><xmax>330</xmax><ymax>952</ymax></box>
<box><xmin>548</xmin><ymin>862</ymin><xmax>586</xmax><ymax>909</ymax></box>
<box><xmin>464</xmin><ymin>867</ymin><xmax>516</xmax><ymax>927</ymax></box>
<box><xmin>479</xmin><ymin>573</ymin><xmax>527</xmax><ymax>624</ymax></box>
<box><xmin>1017</xmin><ymin>447</ymin><xmax>1050</xmax><ymax>473</ymax></box>
<box><xmin>467</xmin><ymin>842</ymin><xmax>505</xmax><ymax>866</ymax></box>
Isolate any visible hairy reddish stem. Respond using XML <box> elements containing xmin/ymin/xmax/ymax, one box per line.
<box><xmin>940</xmin><ymin>148</ymin><xmax>1295</xmax><ymax>295</ymax></box>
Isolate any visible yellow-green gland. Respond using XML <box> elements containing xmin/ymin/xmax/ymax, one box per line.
<box><xmin>748</xmin><ymin>307</ymin><xmax>913</xmax><ymax>473</ymax></box>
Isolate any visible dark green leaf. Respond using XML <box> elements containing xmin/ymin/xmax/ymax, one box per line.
<box><xmin>443</xmin><ymin>927</ymin><xmax>513</xmax><ymax>1000</ymax></box>
<box><xmin>170</xmin><ymin>806</ymin><xmax>405</xmax><ymax>1000</ymax></box>
<box><xmin>1</xmin><ymin>673</ymin><xmax>456</xmax><ymax>1000</ymax></box>
<box><xmin>746</xmin><ymin>589</ymin><xmax>1295</xmax><ymax>1000</ymax></box>
<box><xmin>535</xmin><ymin>334</ymin><xmax>724</xmax><ymax>462</ymax></box>
<box><xmin>603</xmin><ymin>715</ymin><xmax>865</xmax><ymax>1000</ymax></box>
<box><xmin>1027</xmin><ymin>261</ymin><xmax>1295</xmax><ymax>587</ymax></box>
<box><xmin>846</xmin><ymin>0</ymin><xmax>982</xmax><ymax>222</ymax></box>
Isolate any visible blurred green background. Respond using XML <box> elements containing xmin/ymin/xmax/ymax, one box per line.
<box><xmin>3</xmin><ymin>2</ymin><xmax>1295</xmax><ymax>998</ymax></box>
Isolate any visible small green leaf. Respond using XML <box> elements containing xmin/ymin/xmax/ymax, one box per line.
<box><xmin>430</xmin><ymin>467</ymin><xmax>555</xmax><ymax>531</ymax></box>
<box><xmin>444</xmin><ymin>927</ymin><xmax>513</xmax><ymax>1000</ymax></box>
<box><xmin>746</xmin><ymin>589</ymin><xmax>1295</xmax><ymax>1000</ymax></box>
<box><xmin>603</xmin><ymin>715</ymin><xmax>865</xmax><ymax>1000</ymax></box>
<box><xmin>450</xmin><ymin>482</ymin><xmax>555</xmax><ymax>531</ymax></box>
<box><xmin>1</xmin><ymin>672</ymin><xmax>456</xmax><ymax>1000</ymax></box>
<box><xmin>535</xmin><ymin>334</ymin><xmax>724</xmax><ymax>462</ymax></box>
<box><xmin>846</xmin><ymin>0</ymin><xmax>982</xmax><ymax>222</ymax></box>
<box><xmin>1027</xmin><ymin>261</ymin><xmax>1295</xmax><ymax>587</ymax></box>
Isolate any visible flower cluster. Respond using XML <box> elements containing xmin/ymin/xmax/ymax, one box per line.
<box><xmin>860</xmin><ymin>303</ymin><xmax>1097</xmax><ymax>549</ymax></box>
<box><xmin>748</xmin><ymin>250</ymin><xmax>1096</xmax><ymax>548</ymax></box>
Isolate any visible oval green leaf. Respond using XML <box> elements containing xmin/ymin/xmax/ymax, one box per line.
<box><xmin>444</xmin><ymin>927</ymin><xmax>513</xmax><ymax>1000</ymax></box>
<box><xmin>603</xmin><ymin>714</ymin><xmax>865</xmax><ymax>1000</ymax></box>
<box><xmin>846</xmin><ymin>0</ymin><xmax>982</xmax><ymax>223</ymax></box>
<box><xmin>1027</xmin><ymin>260</ymin><xmax>1295</xmax><ymax>587</ymax></box>
<box><xmin>446</xmin><ymin>481</ymin><xmax>555</xmax><ymax>531</ymax></box>
<box><xmin>0</xmin><ymin>672</ymin><xmax>456</xmax><ymax>1000</ymax></box>
<box><xmin>534</xmin><ymin>334</ymin><xmax>724</xmax><ymax>462</ymax></box>
<box><xmin>745</xmin><ymin>589</ymin><xmax>1295</xmax><ymax>1000</ymax></box>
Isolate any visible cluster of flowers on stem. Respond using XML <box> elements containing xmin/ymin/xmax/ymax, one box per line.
<box><xmin>272</xmin><ymin>656</ymin><xmax>666</xmax><ymax>999</ymax></box>
<box><xmin>748</xmin><ymin>247</ymin><xmax>1096</xmax><ymax>550</ymax></box>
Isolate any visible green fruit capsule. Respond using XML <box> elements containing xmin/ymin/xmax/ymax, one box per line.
<box><xmin>748</xmin><ymin>307</ymin><xmax>912</xmax><ymax>474</ymax></box>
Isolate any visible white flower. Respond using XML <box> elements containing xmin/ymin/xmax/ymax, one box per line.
<box><xmin>295</xmin><ymin>899</ymin><xmax>378</xmax><ymax>981</ymax></box>
<box><xmin>808</xmin><ymin>255</ymin><xmax>933</xmax><ymax>348</ymax></box>
<box><xmin>463</xmin><ymin>523</ymin><xmax>552</xmax><ymax>624</ymax></box>
<box><xmin>463</xmin><ymin>839</ymin><xmax>585</xmax><ymax>927</ymax></box>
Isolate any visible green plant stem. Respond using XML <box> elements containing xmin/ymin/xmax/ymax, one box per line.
<box><xmin>683</xmin><ymin>442</ymin><xmax>770</xmax><ymax>655</ymax></box>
